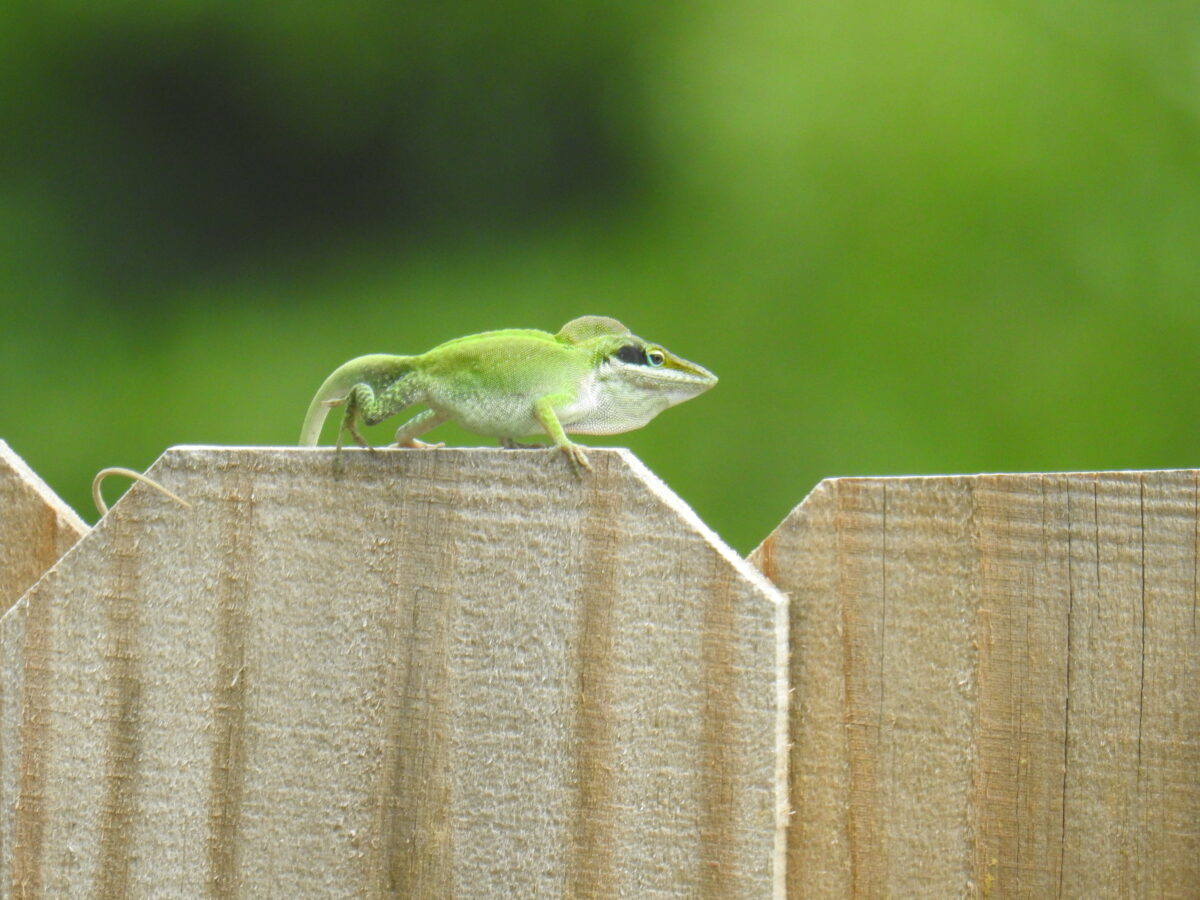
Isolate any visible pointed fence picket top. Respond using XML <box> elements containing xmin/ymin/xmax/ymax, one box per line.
<box><xmin>0</xmin><ymin>440</ymin><xmax>88</xmax><ymax>614</ymax></box>
<box><xmin>0</xmin><ymin>446</ymin><xmax>787</xmax><ymax>897</ymax></box>
<box><xmin>750</xmin><ymin>471</ymin><xmax>1200</xmax><ymax>898</ymax></box>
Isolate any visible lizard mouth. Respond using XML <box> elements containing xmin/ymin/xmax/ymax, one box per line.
<box><xmin>625</xmin><ymin>360</ymin><xmax>717</xmax><ymax>396</ymax></box>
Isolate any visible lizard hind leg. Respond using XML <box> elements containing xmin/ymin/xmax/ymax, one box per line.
<box><xmin>390</xmin><ymin>408</ymin><xmax>451</xmax><ymax>448</ymax></box>
<box><xmin>333</xmin><ymin>385</ymin><xmax>373</xmax><ymax>451</ymax></box>
<box><xmin>332</xmin><ymin>375</ymin><xmax>423</xmax><ymax>450</ymax></box>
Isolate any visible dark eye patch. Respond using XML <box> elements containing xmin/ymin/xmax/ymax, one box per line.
<box><xmin>615</xmin><ymin>344</ymin><xmax>648</xmax><ymax>365</ymax></box>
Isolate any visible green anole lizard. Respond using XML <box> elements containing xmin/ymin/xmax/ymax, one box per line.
<box><xmin>299</xmin><ymin>315</ymin><xmax>717</xmax><ymax>470</ymax></box>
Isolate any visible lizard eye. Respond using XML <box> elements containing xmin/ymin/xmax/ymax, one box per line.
<box><xmin>647</xmin><ymin>349</ymin><xmax>666</xmax><ymax>367</ymax></box>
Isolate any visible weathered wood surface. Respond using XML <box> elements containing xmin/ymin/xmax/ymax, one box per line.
<box><xmin>751</xmin><ymin>472</ymin><xmax>1200</xmax><ymax>899</ymax></box>
<box><xmin>0</xmin><ymin>446</ymin><xmax>787</xmax><ymax>898</ymax></box>
<box><xmin>0</xmin><ymin>440</ymin><xmax>87</xmax><ymax>615</ymax></box>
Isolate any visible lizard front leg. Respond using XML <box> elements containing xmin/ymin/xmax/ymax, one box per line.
<box><xmin>534</xmin><ymin>396</ymin><xmax>592</xmax><ymax>471</ymax></box>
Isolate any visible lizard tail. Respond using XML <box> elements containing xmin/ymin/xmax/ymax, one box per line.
<box><xmin>299</xmin><ymin>354</ymin><xmax>416</xmax><ymax>446</ymax></box>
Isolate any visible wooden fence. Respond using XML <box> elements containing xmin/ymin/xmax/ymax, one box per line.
<box><xmin>0</xmin><ymin>438</ymin><xmax>1196</xmax><ymax>897</ymax></box>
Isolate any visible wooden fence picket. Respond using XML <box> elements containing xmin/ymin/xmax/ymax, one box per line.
<box><xmin>751</xmin><ymin>472</ymin><xmax>1200</xmax><ymax>898</ymax></box>
<box><xmin>0</xmin><ymin>446</ymin><xmax>787</xmax><ymax>897</ymax></box>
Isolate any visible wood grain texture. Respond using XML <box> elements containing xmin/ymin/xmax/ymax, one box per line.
<box><xmin>0</xmin><ymin>441</ymin><xmax>87</xmax><ymax>614</ymax></box>
<box><xmin>0</xmin><ymin>446</ymin><xmax>787</xmax><ymax>897</ymax></box>
<box><xmin>750</xmin><ymin>472</ymin><xmax>1200</xmax><ymax>899</ymax></box>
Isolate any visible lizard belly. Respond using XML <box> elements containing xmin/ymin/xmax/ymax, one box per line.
<box><xmin>438</xmin><ymin>392</ymin><xmax>542</xmax><ymax>438</ymax></box>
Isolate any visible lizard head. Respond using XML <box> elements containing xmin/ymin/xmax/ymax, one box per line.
<box><xmin>556</xmin><ymin>316</ymin><xmax>718</xmax><ymax>434</ymax></box>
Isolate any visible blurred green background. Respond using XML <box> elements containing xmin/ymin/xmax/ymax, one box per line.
<box><xmin>2</xmin><ymin>1</ymin><xmax>1198</xmax><ymax>553</ymax></box>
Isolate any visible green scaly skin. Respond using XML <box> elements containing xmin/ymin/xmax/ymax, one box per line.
<box><xmin>299</xmin><ymin>315</ymin><xmax>717</xmax><ymax>471</ymax></box>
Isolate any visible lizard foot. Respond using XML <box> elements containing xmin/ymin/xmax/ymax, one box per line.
<box><xmin>389</xmin><ymin>439</ymin><xmax>445</xmax><ymax>449</ymax></box>
<box><xmin>336</xmin><ymin>426</ymin><xmax>374</xmax><ymax>451</ymax></box>
<box><xmin>561</xmin><ymin>443</ymin><xmax>593</xmax><ymax>472</ymax></box>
